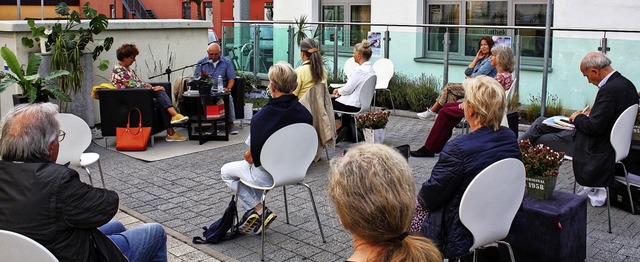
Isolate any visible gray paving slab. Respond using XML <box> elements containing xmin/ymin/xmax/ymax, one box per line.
<box><xmin>88</xmin><ymin>111</ymin><xmax>640</xmax><ymax>261</ymax></box>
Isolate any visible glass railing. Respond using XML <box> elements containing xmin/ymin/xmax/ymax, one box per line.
<box><xmin>222</xmin><ymin>20</ymin><xmax>640</xmax><ymax>112</ymax></box>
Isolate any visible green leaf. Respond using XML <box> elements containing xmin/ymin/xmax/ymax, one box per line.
<box><xmin>21</xmin><ymin>37</ymin><xmax>35</xmax><ymax>48</ymax></box>
<box><xmin>97</xmin><ymin>60</ymin><xmax>109</xmax><ymax>71</ymax></box>
<box><xmin>0</xmin><ymin>75</ymin><xmax>18</xmax><ymax>94</ymax></box>
<box><xmin>44</xmin><ymin>70</ymin><xmax>70</xmax><ymax>81</ymax></box>
<box><xmin>0</xmin><ymin>47</ymin><xmax>24</xmax><ymax>80</ymax></box>
<box><xmin>55</xmin><ymin>2</ymin><xmax>70</xmax><ymax>17</ymax></box>
<box><xmin>46</xmin><ymin>88</ymin><xmax>72</xmax><ymax>102</ymax></box>
<box><xmin>82</xmin><ymin>2</ymin><xmax>97</xmax><ymax>18</ymax></box>
<box><xmin>25</xmin><ymin>53</ymin><xmax>42</xmax><ymax>76</ymax></box>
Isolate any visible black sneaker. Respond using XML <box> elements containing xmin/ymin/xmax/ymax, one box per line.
<box><xmin>252</xmin><ymin>207</ymin><xmax>277</xmax><ymax>235</ymax></box>
<box><xmin>410</xmin><ymin>147</ymin><xmax>435</xmax><ymax>158</ymax></box>
<box><xmin>238</xmin><ymin>209</ymin><xmax>261</xmax><ymax>234</ymax></box>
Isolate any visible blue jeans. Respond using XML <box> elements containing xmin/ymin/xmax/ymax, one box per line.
<box><xmin>98</xmin><ymin>220</ymin><xmax>168</xmax><ymax>262</ymax></box>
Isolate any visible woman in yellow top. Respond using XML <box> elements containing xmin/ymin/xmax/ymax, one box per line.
<box><xmin>293</xmin><ymin>38</ymin><xmax>327</xmax><ymax>98</ymax></box>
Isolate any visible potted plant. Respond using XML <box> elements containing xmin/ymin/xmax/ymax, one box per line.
<box><xmin>355</xmin><ymin>110</ymin><xmax>391</xmax><ymax>143</ymax></box>
<box><xmin>21</xmin><ymin>2</ymin><xmax>113</xmax><ymax>110</ymax></box>
<box><xmin>519</xmin><ymin>139</ymin><xmax>566</xmax><ymax>200</ymax></box>
<box><xmin>0</xmin><ymin>47</ymin><xmax>70</xmax><ymax>104</ymax></box>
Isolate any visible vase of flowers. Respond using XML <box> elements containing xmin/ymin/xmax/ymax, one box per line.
<box><xmin>191</xmin><ymin>71</ymin><xmax>214</xmax><ymax>95</ymax></box>
<box><xmin>519</xmin><ymin>139</ymin><xmax>566</xmax><ymax>200</ymax></box>
<box><xmin>355</xmin><ymin>110</ymin><xmax>390</xmax><ymax>143</ymax></box>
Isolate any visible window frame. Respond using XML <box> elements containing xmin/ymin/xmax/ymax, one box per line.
<box><xmin>320</xmin><ymin>0</ymin><xmax>372</xmax><ymax>54</ymax></box>
<box><xmin>423</xmin><ymin>0</ymin><xmax>550</xmax><ymax>67</ymax></box>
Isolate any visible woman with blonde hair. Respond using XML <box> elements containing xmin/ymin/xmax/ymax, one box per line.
<box><xmin>330</xmin><ymin>143</ymin><xmax>442</xmax><ymax>262</ymax></box>
<box><xmin>417</xmin><ymin>76</ymin><xmax>522</xmax><ymax>259</ymax></box>
<box><xmin>332</xmin><ymin>40</ymin><xmax>376</xmax><ymax>143</ymax></box>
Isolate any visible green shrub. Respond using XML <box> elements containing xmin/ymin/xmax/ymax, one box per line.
<box><xmin>523</xmin><ymin>94</ymin><xmax>565</xmax><ymax>123</ymax></box>
<box><xmin>376</xmin><ymin>72</ymin><xmax>440</xmax><ymax>111</ymax></box>
<box><xmin>407</xmin><ymin>74</ymin><xmax>440</xmax><ymax>112</ymax></box>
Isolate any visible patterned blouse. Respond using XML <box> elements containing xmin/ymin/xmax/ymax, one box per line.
<box><xmin>111</xmin><ymin>64</ymin><xmax>145</xmax><ymax>89</ymax></box>
<box><xmin>495</xmin><ymin>71</ymin><xmax>513</xmax><ymax>91</ymax></box>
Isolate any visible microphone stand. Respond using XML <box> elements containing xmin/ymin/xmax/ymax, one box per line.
<box><xmin>149</xmin><ymin>61</ymin><xmax>208</xmax><ymax>84</ymax></box>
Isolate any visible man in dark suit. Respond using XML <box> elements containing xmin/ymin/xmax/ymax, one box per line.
<box><xmin>520</xmin><ymin>52</ymin><xmax>638</xmax><ymax>190</ymax></box>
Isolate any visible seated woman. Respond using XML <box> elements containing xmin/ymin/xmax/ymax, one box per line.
<box><xmin>417</xmin><ymin>76</ymin><xmax>521</xmax><ymax>259</ymax></box>
<box><xmin>417</xmin><ymin>36</ymin><xmax>497</xmax><ymax>120</ymax></box>
<box><xmin>111</xmin><ymin>43</ymin><xmax>188</xmax><ymax>142</ymax></box>
<box><xmin>329</xmin><ymin>143</ymin><xmax>442</xmax><ymax>262</ymax></box>
<box><xmin>294</xmin><ymin>38</ymin><xmax>327</xmax><ymax>98</ymax></box>
<box><xmin>411</xmin><ymin>44</ymin><xmax>514</xmax><ymax>157</ymax></box>
<box><xmin>332</xmin><ymin>40</ymin><xmax>376</xmax><ymax>143</ymax></box>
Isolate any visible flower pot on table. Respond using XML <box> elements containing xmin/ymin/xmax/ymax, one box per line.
<box><xmin>363</xmin><ymin>128</ymin><xmax>385</xmax><ymax>143</ymax></box>
<box><xmin>526</xmin><ymin>175</ymin><xmax>557</xmax><ymax>200</ymax></box>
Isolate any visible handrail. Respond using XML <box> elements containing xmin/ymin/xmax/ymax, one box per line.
<box><xmin>123</xmin><ymin>0</ymin><xmax>152</xmax><ymax>19</ymax></box>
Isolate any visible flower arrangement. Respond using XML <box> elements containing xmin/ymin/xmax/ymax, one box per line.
<box><xmin>355</xmin><ymin>110</ymin><xmax>391</xmax><ymax>129</ymax></box>
<box><xmin>518</xmin><ymin>139</ymin><xmax>565</xmax><ymax>177</ymax></box>
<box><xmin>191</xmin><ymin>71</ymin><xmax>214</xmax><ymax>92</ymax></box>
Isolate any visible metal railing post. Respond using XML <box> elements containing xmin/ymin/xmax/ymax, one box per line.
<box><xmin>443</xmin><ymin>30</ymin><xmax>450</xmax><ymax>87</ymax></box>
<box><xmin>514</xmin><ymin>32</ymin><xmax>521</xmax><ymax>94</ymax></box>
<box><xmin>288</xmin><ymin>25</ymin><xmax>295</xmax><ymax>65</ymax></box>
<box><xmin>599</xmin><ymin>32</ymin><xmax>610</xmax><ymax>54</ymax></box>
<box><xmin>384</xmin><ymin>29</ymin><xmax>390</xmax><ymax>59</ymax></box>
<box><xmin>540</xmin><ymin>0</ymin><xmax>553</xmax><ymax>117</ymax></box>
<box><xmin>221</xmin><ymin>25</ymin><xmax>227</xmax><ymax>56</ymax></box>
<box><xmin>253</xmin><ymin>24</ymin><xmax>259</xmax><ymax>76</ymax></box>
<box><xmin>333</xmin><ymin>25</ymin><xmax>339</xmax><ymax>79</ymax></box>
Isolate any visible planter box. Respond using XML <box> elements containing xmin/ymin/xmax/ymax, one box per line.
<box><xmin>363</xmin><ymin>128</ymin><xmax>385</xmax><ymax>143</ymax></box>
<box><xmin>526</xmin><ymin>176</ymin><xmax>557</xmax><ymax>200</ymax></box>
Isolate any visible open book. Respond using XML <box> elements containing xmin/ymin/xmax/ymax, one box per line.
<box><xmin>543</xmin><ymin>116</ymin><xmax>575</xmax><ymax>130</ymax></box>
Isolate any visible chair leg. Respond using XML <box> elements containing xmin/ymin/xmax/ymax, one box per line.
<box><xmin>97</xmin><ymin>159</ymin><xmax>105</xmax><ymax>188</ymax></box>
<box><xmin>283</xmin><ymin>186</ymin><xmax>290</xmax><ymax>224</ymax></box>
<box><xmin>606</xmin><ymin>186</ymin><xmax>612</xmax><ymax>233</ymax></box>
<box><xmin>354</xmin><ymin>116</ymin><xmax>359</xmax><ymax>143</ymax></box>
<box><xmin>83</xmin><ymin>166</ymin><xmax>94</xmax><ymax>186</ymax></box>
<box><xmin>621</xmin><ymin>163</ymin><xmax>635</xmax><ymax>215</ymax></box>
<box><xmin>260</xmin><ymin>192</ymin><xmax>267</xmax><ymax>261</ymax></box>
<box><xmin>383</xmin><ymin>89</ymin><xmax>395</xmax><ymax>115</ymax></box>
<box><xmin>498</xmin><ymin>241</ymin><xmax>517</xmax><ymax>262</ymax></box>
<box><xmin>299</xmin><ymin>182</ymin><xmax>326</xmax><ymax>243</ymax></box>
<box><xmin>324</xmin><ymin>145</ymin><xmax>330</xmax><ymax>160</ymax></box>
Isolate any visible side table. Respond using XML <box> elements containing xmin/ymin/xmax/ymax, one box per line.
<box><xmin>182</xmin><ymin>92</ymin><xmax>230</xmax><ymax>145</ymax></box>
<box><xmin>505</xmin><ymin>190</ymin><xmax>587</xmax><ymax>262</ymax></box>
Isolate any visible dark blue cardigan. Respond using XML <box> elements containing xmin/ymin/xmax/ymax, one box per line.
<box><xmin>250</xmin><ymin>94</ymin><xmax>312</xmax><ymax>167</ymax></box>
<box><xmin>418</xmin><ymin>126</ymin><xmax>522</xmax><ymax>258</ymax></box>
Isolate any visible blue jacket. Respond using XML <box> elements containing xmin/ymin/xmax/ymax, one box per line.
<box><xmin>418</xmin><ymin>126</ymin><xmax>521</xmax><ymax>258</ymax></box>
<box><xmin>464</xmin><ymin>57</ymin><xmax>497</xmax><ymax>78</ymax></box>
<box><xmin>250</xmin><ymin>94</ymin><xmax>312</xmax><ymax>167</ymax></box>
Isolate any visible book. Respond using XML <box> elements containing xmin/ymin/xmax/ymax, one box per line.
<box><xmin>543</xmin><ymin>116</ymin><xmax>574</xmax><ymax>130</ymax></box>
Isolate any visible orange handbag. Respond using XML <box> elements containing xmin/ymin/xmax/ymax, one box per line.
<box><xmin>115</xmin><ymin>108</ymin><xmax>151</xmax><ymax>151</ymax></box>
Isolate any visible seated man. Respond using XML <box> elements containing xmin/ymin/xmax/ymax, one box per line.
<box><xmin>520</xmin><ymin>52</ymin><xmax>638</xmax><ymax>188</ymax></box>
<box><xmin>0</xmin><ymin>103</ymin><xmax>167</xmax><ymax>262</ymax></box>
<box><xmin>220</xmin><ymin>62</ymin><xmax>312</xmax><ymax>235</ymax></box>
<box><xmin>194</xmin><ymin>43</ymin><xmax>239</xmax><ymax>134</ymax></box>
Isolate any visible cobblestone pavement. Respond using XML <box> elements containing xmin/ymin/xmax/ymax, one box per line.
<box><xmin>92</xmin><ymin>111</ymin><xmax>640</xmax><ymax>261</ymax></box>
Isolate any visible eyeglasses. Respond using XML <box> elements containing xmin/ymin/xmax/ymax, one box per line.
<box><xmin>58</xmin><ymin>130</ymin><xmax>66</xmax><ymax>142</ymax></box>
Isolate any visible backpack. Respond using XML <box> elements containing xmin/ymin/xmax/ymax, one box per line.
<box><xmin>193</xmin><ymin>195</ymin><xmax>239</xmax><ymax>244</ymax></box>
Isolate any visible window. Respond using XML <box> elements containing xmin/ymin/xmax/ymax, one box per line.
<box><xmin>424</xmin><ymin>0</ymin><xmax>550</xmax><ymax>64</ymax></box>
<box><xmin>182</xmin><ymin>2</ymin><xmax>191</xmax><ymax>19</ymax></box>
<box><xmin>321</xmin><ymin>1</ymin><xmax>371</xmax><ymax>51</ymax></box>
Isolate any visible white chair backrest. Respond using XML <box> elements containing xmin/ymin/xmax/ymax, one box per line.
<box><xmin>260</xmin><ymin>123</ymin><xmax>318</xmax><ymax>187</ymax></box>
<box><xmin>357</xmin><ymin>75</ymin><xmax>377</xmax><ymax>113</ymax></box>
<box><xmin>459</xmin><ymin>158</ymin><xmax>526</xmax><ymax>251</ymax></box>
<box><xmin>500</xmin><ymin>78</ymin><xmax>517</xmax><ymax>127</ymax></box>
<box><xmin>611</xmin><ymin>104</ymin><xmax>639</xmax><ymax>163</ymax></box>
<box><xmin>372</xmin><ymin>58</ymin><xmax>394</xmax><ymax>90</ymax></box>
<box><xmin>55</xmin><ymin>113</ymin><xmax>91</xmax><ymax>166</ymax></box>
<box><xmin>0</xmin><ymin>230</ymin><xmax>59</xmax><ymax>261</ymax></box>
<box><xmin>343</xmin><ymin>57</ymin><xmax>358</xmax><ymax>79</ymax></box>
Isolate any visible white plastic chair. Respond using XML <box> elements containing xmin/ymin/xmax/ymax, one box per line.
<box><xmin>238</xmin><ymin>123</ymin><xmax>325</xmax><ymax>261</ymax></box>
<box><xmin>459</xmin><ymin>158</ymin><xmax>526</xmax><ymax>262</ymax></box>
<box><xmin>333</xmin><ymin>75</ymin><xmax>377</xmax><ymax>143</ymax></box>
<box><xmin>372</xmin><ymin>58</ymin><xmax>395</xmax><ymax>113</ymax></box>
<box><xmin>55</xmin><ymin>113</ymin><xmax>105</xmax><ymax>187</ymax></box>
<box><xmin>329</xmin><ymin>57</ymin><xmax>359</xmax><ymax>89</ymax></box>
<box><xmin>0</xmin><ymin>230</ymin><xmax>58</xmax><ymax>261</ymax></box>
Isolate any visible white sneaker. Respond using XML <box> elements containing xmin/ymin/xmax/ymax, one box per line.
<box><xmin>417</xmin><ymin>110</ymin><xmax>436</xmax><ymax>120</ymax></box>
